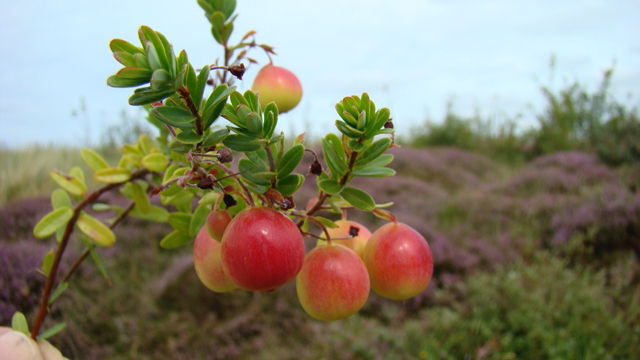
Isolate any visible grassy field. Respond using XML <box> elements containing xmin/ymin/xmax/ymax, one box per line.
<box><xmin>2</xmin><ymin>72</ymin><xmax>640</xmax><ymax>359</ymax></box>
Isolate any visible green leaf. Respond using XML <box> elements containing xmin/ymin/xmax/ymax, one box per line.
<box><xmin>351</xmin><ymin>166</ymin><xmax>396</xmax><ymax>178</ymax></box>
<box><xmin>79</xmin><ymin>235</ymin><xmax>112</xmax><ymax>286</ymax></box>
<box><xmin>69</xmin><ymin>167</ymin><xmax>86</xmax><ymax>188</ymax></box>
<box><xmin>275</xmin><ymin>173</ymin><xmax>304</xmax><ymax>196</ymax></box>
<box><xmin>277</xmin><ymin>144</ymin><xmax>304</xmax><ymax>178</ymax></box>
<box><xmin>325</xmin><ymin>133</ymin><xmax>347</xmax><ymax>162</ymax></box>
<box><xmin>202</xmin><ymin>99</ymin><xmax>227</xmax><ymax>129</ymax></box>
<box><xmin>348</xmin><ymin>139</ymin><xmax>365</xmax><ymax>152</ymax></box>
<box><xmin>222</xmin><ymin>0</ymin><xmax>237</xmax><ymax>18</ymax></box>
<box><xmin>263</xmin><ymin>103</ymin><xmax>278</xmax><ymax>138</ymax></box>
<box><xmin>139</xmin><ymin>26</ymin><xmax>170</xmax><ymax>72</ymax></box>
<box><xmin>94</xmin><ymin>168</ymin><xmax>131</xmax><ymax>184</ymax></box>
<box><xmin>107</xmin><ymin>75</ymin><xmax>149</xmax><ymax>88</ymax></box>
<box><xmin>193</xmin><ymin>65</ymin><xmax>210</xmax><ymax>108</ymax></box>
<box><xmin>116</xmin><ymin>67</ymin><xmax>152</xmax><ymax>79</ymax></box>
<box><xmin>76</xmin><ymin>213</ymin><xmax>116</xmax><ymax>247</ymax></box>
<box><xmin>355</xmin><ymin>137</ymin><xmax>392</xmax><ymax>166</ymax></box>
<box><xmin>364</xmin><ymin>153</ymin><xmax>394</xmax><ymax>168</ymax></box>
<box><xmin>314</xmin><ymin>216</ymin><xmax>338</xmax><ymax>229</ymax></box>
<box><xmin>356</xmin><ymin>109</ymin><xmax>367</xmax><ymax>131</ymax></box>
<box><xmin>12</xmin><ymin>312</ymin><xmax>29</xmax><ymax>336</ymax></box>
<box><xmin>223</xmin><ymin>134</ymin><xmax>262</xmax><ymax>152</ymax></box>
<box><xmin>150</xmin><ymin>106</ymin><xmax>197</xmax><ymax>128</ymax></box>
<box><xmin>131</xmin><ymin>181</ymin><xmax>151</xmax><ymax>214</ymax></box>
<box><xmin>150</xmin><ymin>68</ymin><xmax>172</xmax><ymax>91</ymax></box>
<box><xmin>128</xmin><ymin>86</ymin><xmax>176</xmax><ymax>106</ymax></box>
<box><xmin>129</xmin><ymin>205</ymin><xmax>169</xmax><ymax>222</ymax></box>
<box><xmin>160</xmin><ymin>230</ymin><xmax>192</xmax><ymax>248</ymax></box>
<box><xmin>80</xmin><ymin>148</ymin><xmax>109</xmax><ymax>171</ymax></box>
<box><xmin>137</xmin><ymin>133</ymin><xmax>156</xmax><ymax>154</ymax></box>
<box><xmin>340</xmin><ymin>187</ymin><xmax>375</xmax><ymax>211</ymax></box>
<box><xmin>49</xmin><ymin>282</ymin><xmax>68</xmax><ymax>305</ymax></box>
<box><xmin>204</xmin><ymin>84</ymin><xmax>235</xmax><ymax>112</ymax></box>
<box><xmin>42</xmin><ymin>250</ymin><xmax>55</xmax><ymax>277</ymax></box>
<box><xmin>33</xmin><ymin>208</ymin><xmax>73</xmax><ymax>238</ymax></box>
<box><xmin>36</xmin><ymin>322</ymin><xmax>66</xmax><ymax>341</ymax></box>
<box><xmin>51</xmin><ymin>189</ymin><xmax>72</xmax><ymax>210</ymax></box>
<box><xmin>190</xmin><ymin>205</ymin><xmax>209</xmax><ymax>238</ymax></box>
<box><xmin>317</xmin><ymin>178</ymin><xmax>344</xmax><ymax>195</ymax></box>
<box><xmin>169</xmin><ymin>141</ymin><xmax>194</xmax><ymax>154</ymax></box>
<box><xmin>109</xmin><ymin>38</ymin><xmax>143</xmax><ymax>54</ymax></box>
<box><xmin>168</xmin><ymin>212</ymin><xmax>192</xmax><ymax>233</ymax></box>
<box><xmin>245</xmin><ymin>112</ymin><xmax>263</xmax><ymax>135</ymax></box>
<box><xmin>368</xmin><ymin>107</ymin><xmax>391</xmax><ymax>134</ymax></box>
<box><xmin>50</xmin><ymin>170</ymin><xmax>87</xmax><ymax>196</ymax></box>
<box><xmin>321</xmin><ymin>138</ymin><xmax>347</xmax><ymax>179</ymax></box>
<box><xmin>176</xmin><ymin>130</ymin><xmax>205</xmax><ymax>144</ymax></box>
<box><xmin>202</xmin><ymin>128</ymin><xmax>229</xmax><ymax>147</ymax></box>
<box><xmin>335</xmin><ymin>120</ymin><xmax>364</xmax><ymax>139</ymax></box>
<box><xmin>198</xmin><ymin>191</ymin><xmax>220</xmax><ymax>206</ymax></box>
<box><xmin>134</xmin><ymin>53</ymin><xmax>149</xmax><ymax>68</ymax></box>
<box><xmin>238</xmin><ymin>158</ymin><xmax>271</xmax><ymax>186</ymax></box>
<box><xmin>113</xmin><ymin>51</ymin><xmax>136</xmax><ymax>67</ymax></box>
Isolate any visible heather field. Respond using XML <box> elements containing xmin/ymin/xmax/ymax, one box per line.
<box><xmin>2</xmin><ymin>76</ymin><xmax>640</xmax><ymax>359</ymax></box>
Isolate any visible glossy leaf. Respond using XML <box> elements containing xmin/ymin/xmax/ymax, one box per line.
<box><xmin>76</xmin><ymin>213</ymin><xmax>116</xmax><ymax>247</ymax></box>
<box><xmin>321</xmin><ymin>138</ymin><xmax>347</xmax><ymax>179</ymax></box>
<box><xmin>42</xmin><ymin>250</ymin><xmax>55</xmax><ymax>277</ymax></box>
<box><xmin>277</xmin><ymin>144</ymin><xmax>304</xmax><ymax>178</ymax></box>
<box><xmin>80</xmin><ymin>235</ymin><xmax>112</xmax><ymax>287</ymax></box>
<box><xmin>314</xmin><ymin>216</ymin><xmax>338</xmax><ymax>230</ymax></box>
<box><xmin>351</xmin><ymin>166</ymin><xmax>396</xmax><ymax>178</ymax></box>
<box><xmin>80</xmin><ymin>148</ymin><xmax>109</xmax><ymax>171</ymax></box>
<box><xmin>168</xmin><ymin>212</ymin><xmax>192</xmax><ymax>233</ymax></box>
<box><xmin>355</xmin><ymin>137</ymin><xmax>392</xmax><ymax>166</ymax></box>
<box><xmin>263</xmin><ymin>103</ymin><xmax>278</xmax><ymax>138</ymax></box>
<box><xmin>12</xmin><ymin>312</ymin><xmax>29</xmax><ymax>336</ymax></box>
<box><xmin>69</xmin><ymin>167</ymin><xmax>86</xmax><ymax>188</ymax></box>
<box><xmin>150</xmin><ymin>68</ymin><xmax>172</xmax><ymax>91</ymax></box>
<box><xmin>169</xmin><ymin>141</ymin><xmax>194</xmax><ymax>154</ymax></box>
<box><xmin>139</xmin><ymin>26</ymin><xmax>170</xmax><ymax>72</ymax></box>
<box><xmin>51</xmin><ymin>189</ymin><xmax>72</xmax><ymax>210</ymax></box>
<box><xmin>275</xmin><ymin>173</ymin><xmax>304</xmax><ymax>196</ymax></box>
<box><xmin>202</xmin><ymin>99</ymin><xmax>227</xmax><ymax>129</ymax></box>
<box><xmin>113</xmin><ymin>51</ymin><xmax>136</xmax><ymax>67</ymax></box>
<box><xmin>223</xmin><ymin>134</ymin><xmax>262</xmax><ymax>152</ymax></box>
<box><xmin>36</xmin><ymin>322</ymin><xmax>66</xmax><ymax>341</ymax></box>
<box><xmin>317</xmin><ymin>178</ymin><xmax>344</xmax><ymax>195</ymax></box>
<box><xmin>325</xmin><ymin>133</ymin><xmax>347</xmax><ymax>162</ymax></box>
<box><xmin>348</xmin><ymin>139</ymin><xmax>365</xmax><ymax>152</ymax></box>
<box><xmin>189</xmin><ymin>204</ymin><xmax>209</xmax><ymax>238</ymax></box>
<box><xmin>50</xmin><ymin>170</ymin><xmax>87</xmax><ymax>196</ymax></box>
<box><xmin>160</xmin><ymin>230</ymin><xmax>192</xmax><ymax>248</ymax></box>
<box><xmin>94</xmin><ymin>168</ymin><xmax>131</xmax><ymax>183</ymax></box>
<box><xmin>33</xmin><ymin>208</ymin><xmax>73</xmax><ymax>239</ymax></box>
<box><xmin>202</xmin><ymin>128</ymin><xmax>229</xmax><ymax>147</ymax></box>
<box><xmin>335</xmin><ymin>120</ymin><xmax>364</xmax><ymax>139</ymax></box>
<box><xmin>49</xmin><ymin>282</ymin><xmax>68</xmax><ymax>305</ymax></box>
<box><xmin>129</xmin><ymin>205</ymin><xmax>169</xmax><ymax>222</ymax></box>
<box><xmin>340</xmin><ymin>187</ymin><xmax>376</xmax><ymax>211</ymax></box>
<box><xmin>238</xmin><ymin>158</ymin><xmax>271</xmax><ymax>186</ymax></box>
<box><xmin>107</xmin><ymin>75</ymin><xmax>149</xmax><ymax>88</ymax></box>
<box><xmin>116</xmin><ymin>67</ymin><xmax>152</xmax><ymax>79</ymax></box>
<box><xmin>193</xmin><ymin>65</ymin><xmax>210</xmax><ymax>108</ymax></box>
<box><xmin>131</xmin><ymin>181</ymin><xmax>151</xmax><ymax>214</ymax></box>
<box><xmin>110</xmin><ymin>38</ymin><xmax>143</xmax><ymax>54</ymax></box>
<box><xmin>245</xmin><ymin>112</ymin><xmax>262</xmax><ymax>135</ymax></box>
<box><xmin>129</xmin><ymin>86</ymin><xmax>175</xmax><ymax>105</ymax></box>
<box><xmin>368</xmin><ymin>107</ymin><xmax>391</xmax><ymax>133</ymax></box>
<box><xmin>176</xmin><ymin>130</ymin><xmax>205</xmax><ymax>144</ymax></box>
<box><xmin>150</xmin><ymin>106</ymin><xmax>197</xmax><ymax>127</ymax></box>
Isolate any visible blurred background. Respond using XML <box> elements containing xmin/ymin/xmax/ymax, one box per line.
<box><xmin>1</xmin><ymin>0</ymin><xmax>640</xmax><ymax>359</ymax></box>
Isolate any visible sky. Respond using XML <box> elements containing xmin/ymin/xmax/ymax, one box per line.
<box><xmin>1</xmin><ymin>0</ymin><xmax>639</xmax><ymax>148</ymax></box>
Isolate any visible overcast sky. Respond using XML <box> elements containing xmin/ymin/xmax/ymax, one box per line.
<box><xmin>1</xmin><ymin>0</ymin><xmax>639</xmax><ymax>148</ymax></box>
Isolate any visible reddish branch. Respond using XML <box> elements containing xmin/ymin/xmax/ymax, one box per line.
<box><xmin>30</xmin><ymin>168</ymin><xmax>149</xmax><ymax>340</ymax></box>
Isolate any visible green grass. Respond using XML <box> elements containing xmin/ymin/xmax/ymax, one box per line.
<box><xmin>0</xmin><ymin>145</ymin><xmax>120</xmax><ymax>205</ymax></box>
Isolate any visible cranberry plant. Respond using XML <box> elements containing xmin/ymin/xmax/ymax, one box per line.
<box><xmin>2</xmin><ymin>0</ymin><xmax>433</xmax><ymax>357</ymax></box>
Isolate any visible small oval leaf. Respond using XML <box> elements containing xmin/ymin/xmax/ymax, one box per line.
<box><xmin>50</xmin><ymin>170</ymin><xmax>87</xmax><ymax>196</ymax></box>
<box><xmin>80</xmin><ymin>148</ymin><xmax>110</xmax><ymax>171</ymax></box>
<box><xmin>141</xmin><ymin>153</ymin><xmax>168</xmax><ymax>172</ymax></box>
<box><xmin>94</xmin><ymin>168</ymin><xmax>131</xmax><ymax>183</ymax></box>
<box><xmin>341</xmin><ymin>186</ymin><xmax>376</xmax><ymax>211</ymax></box>
<box><xmin>12</xmin><ymin>312</ymin><xmax>29</xmax><ymax>336</ymax></box>
<box><xmin>76</xmin><ymin>213</ymin><xmax>116</xmax><ymax>247</ymax></box>
<box><xmin>160</xmin><ymin>230</ymin><xmax>193</xmax><ymax>249</ymax></box>
<box><xmin>33</xmin><ymin>208</ymin><xmax>74</xmax><ymax>238</ymax></box>
<box><xmin>277</xmin><ymin>144</ymin><xmax>304</xmax><ymax>178</ymax></box>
